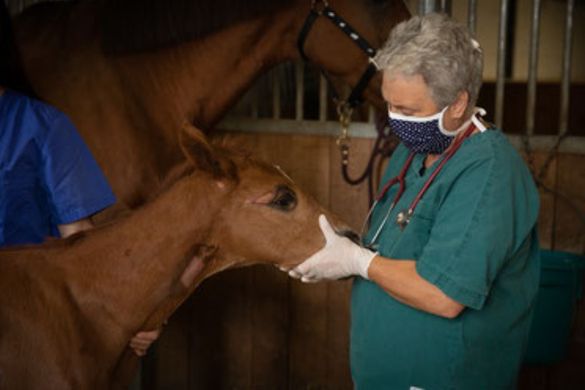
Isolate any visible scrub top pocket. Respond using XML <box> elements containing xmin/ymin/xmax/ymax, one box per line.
<box><xmin>389</xmin><ymin>212</ymin><xmax>434</xmax><ymax>260</ymax></box>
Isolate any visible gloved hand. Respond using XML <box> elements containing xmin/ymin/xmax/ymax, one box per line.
<box><xmin>288</xmin><ymin>215</ymin><xmax>377</xmax><ymax>282</ymax></box>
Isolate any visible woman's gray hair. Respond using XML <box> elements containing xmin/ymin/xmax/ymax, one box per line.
<box><xmin>374</xmin><ymin>13</ymin><xmax>483</xmax><ymax>114</ymax></box>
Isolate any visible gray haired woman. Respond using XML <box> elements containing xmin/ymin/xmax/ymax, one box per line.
<box><xmin>286</xmin><ymin>13</ymin><xmax>540</xmax><ymax>389</ymax></box>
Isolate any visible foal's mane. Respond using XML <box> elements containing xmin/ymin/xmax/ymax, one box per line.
<box><xmin>100</xmin><ymin>0</ymin><xmax>295</xmax><ymax>55</ymax></box>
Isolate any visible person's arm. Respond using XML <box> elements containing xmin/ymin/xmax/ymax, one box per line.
<box><xmin>367</xmin><ymin>256</ymin><xmax>465</xmax><ymax>318</ymax></box>
<box><xmin>287</xmin><ymin>215</ymin><xmax>464</xmax><ymax>319</ymax></box>
<box><xmin>57</xmin><ymin>218</ymin><xmax>94</xmax><ymax>237</ymax></box>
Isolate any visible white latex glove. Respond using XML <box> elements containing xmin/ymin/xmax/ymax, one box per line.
<box><xmin>288</xmin><ymin>215</ymin><xmax>377</xmax><ymax>282</ymax></box>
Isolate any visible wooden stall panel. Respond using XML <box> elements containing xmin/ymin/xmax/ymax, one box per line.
<box><xmin>327</xmin><ymin>136</ymin><xmax>378</xmax><ymax>389</ymax></box>
<box><xmin>248</xmin><ymin>267</ymin><xmax>290</xmax><ymax>389</ymax></box>
<box><xmin>328</xmin><ymin>137</ymin><xmax>376</xmax><ymax>230</ymax></box>
<box><xmin>519</xmin><ymin>151</ymin><xmax>559</xmax><ymax>249</ymax></box>
<box><xmin>553</xmin><ymin>154</ymin><xmax>585</xmax><ymax>253</ymax></box>
<box><xmin>554</xmin><ymin>153</ymin><xmax>585</xmax><ymax>349</ymax></box>
<box><xmin>144</xmin><ymin>302</ymin><xmax>191</xmax><ymax>390</ymax></box>
<box><xmin>188</xmin><ymin>269</ymin><xmax>254</xmax><ymax>389</ymax></box>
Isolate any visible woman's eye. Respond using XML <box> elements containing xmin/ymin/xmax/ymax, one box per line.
<box><xmin>269</xmin><ymin>185</ymin><xmax>297</xmax><ymax>211</ymax></box>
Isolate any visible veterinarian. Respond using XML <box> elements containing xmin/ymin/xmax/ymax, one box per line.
<box><xmin>287</xmin><ymin>13</ymin><xmax>540</xmax><ymax>389</ymax></box>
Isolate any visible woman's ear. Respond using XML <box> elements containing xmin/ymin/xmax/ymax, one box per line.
<box><xmin>179</xmin><ymin>122</ymin><xmax>225</xmax><ymax>178</ymax></box>
<box><xmin>448</xmin><ymin>90</ymin><xmax>469</xmax><ymax>119</ymax></box>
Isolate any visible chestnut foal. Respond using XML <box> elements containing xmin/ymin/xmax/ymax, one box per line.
<box><xmin>0</xmin><ymin>125</ymin><xmax>343</xmax><ymax>389</ymax></box>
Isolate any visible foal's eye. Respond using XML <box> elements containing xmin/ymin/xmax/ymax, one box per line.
<box><xmin>269</xmin><ymin>185</ymin><xmax>297</xmax><ymax>211</ymax></box>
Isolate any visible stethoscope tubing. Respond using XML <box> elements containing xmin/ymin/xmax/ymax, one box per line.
<box><xmin>361</xmin><ymin>122</ymin><xmax>478</xmax><ymax>247</ymax></box>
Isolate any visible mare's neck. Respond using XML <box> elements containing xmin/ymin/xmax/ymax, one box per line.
<box><xmin>116</xmin><ymin>5</ymin><xmax>304</xmax><ymax>133</ymax></box>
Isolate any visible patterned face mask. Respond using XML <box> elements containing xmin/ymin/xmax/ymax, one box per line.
<box><xmin>388</xmin><ymin>107</ymin><xmax>455</xmax><ymax>154</ymax></box>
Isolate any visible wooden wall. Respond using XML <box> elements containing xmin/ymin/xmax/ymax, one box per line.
<box><xmin>144</xmin><ymin>131</ymin><xmax>585</xmax><ymax>389</ymax></box>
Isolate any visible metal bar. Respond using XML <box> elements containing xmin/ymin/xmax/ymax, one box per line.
<box><xmin>319</xmin><ymin>73</ymin><xmax>327</xmax><ymax>121</ymax></box>
<box><xmin>221</xmin><ymin>118</ymin><xmax>377</xmax><ymax>138</ymax></box>
<box><xmin>10</xmin><ymin>0</ymin><xmax>34</xmax><ymax>14</ymax></box>
<box><xmin>272</xmin><ymin>68</ymin><xmax>281</xmax><ymax>120</ymax></box>
<box><xmin>526</xmin><ymin>0</ymin><xmax>541</xmax><ymax>136</ymax></box>
<box><xmin>467</xmin><ymin>0</ymin><xmax>477</xmax><ymax>37</ymax></box>
<box><xmin>559</xmin><ymin>0</ymin><xmax>574</xmax><ymax>136</ymax></box>
<box><xmin>419</xmin><ymin>0</ymin><xmax>439</xmax><ymax>15</ymax></box>
<box><xmin>295</xmin><ymin>61</ymin><xmax>304</xmax><ymax>121</ymax></box>
<box><xmin>368</xmin><ymin>105</ymin><xmax>375</xmax><ymax>124</ymax></box>
<box><xmin>440</xmin><ymin>0</ymin><xmax>452</xmax><ymax>15</ymax></box>
<box><xmin>495</xmin><ymin>0</ymin><xmax>510</xmax><ymax>129</ymax></box>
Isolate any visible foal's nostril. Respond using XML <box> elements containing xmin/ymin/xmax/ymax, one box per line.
<box><xmin>339</xmin><ymin>229</ymin><xmax>361</xmax><ymax>245</ymax></box>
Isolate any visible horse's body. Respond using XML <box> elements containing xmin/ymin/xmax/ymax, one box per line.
<box><xmin>10</xmin><ymin>0</ymin><xmax>409</xmax><ymax>207</ymax></box>
<box><xmin>0</xmin><ymin>125</ymin><xmax>345</xmax><ymax>389</ymax></box>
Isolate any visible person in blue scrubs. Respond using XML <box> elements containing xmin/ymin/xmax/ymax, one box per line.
<box><xmin>0</xmin><ymin>85</ymin><xmax>162</xmax><ymax>356</ymax></box>
<box><xmin>286</xmin><ymin>13</ymin><xmax>540</xmax><ymax>389</ymax></box>
<box><xmin>0</xmin><ymin>87</ymin><xmax>116</xmax><ymax>245</ymax></box>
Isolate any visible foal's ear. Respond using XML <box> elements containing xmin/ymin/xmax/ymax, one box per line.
<box><xmin>179</xmin><ymin>123</ymin><xmax>226</xmax><ymax>178</ymax></box>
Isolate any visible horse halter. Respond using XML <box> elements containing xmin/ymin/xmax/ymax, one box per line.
<box><xmin>297</xmin><ymin>0</ymin><xmax>379</xmax><ymax>109</ymax></box>
<box><xmin>297</xmin><ymin>0</ymin><xmax>395</xmax><ymax>205</ymax></box>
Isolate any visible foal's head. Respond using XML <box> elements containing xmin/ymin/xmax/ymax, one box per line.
<box><xmin>177</xmin><ymin>124</ymin><xmax>350</xmax><ymax>273</ymax></box>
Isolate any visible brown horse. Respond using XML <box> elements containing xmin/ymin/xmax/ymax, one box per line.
<box><xmin>10</xmin><ymin>0</ymin><xmax>410</xmax><ymax>208</ymax></box>
<box><xmin>0</xmin><ymin>124</ymin><xmax>351</xmax><ymax>389</ymax></box>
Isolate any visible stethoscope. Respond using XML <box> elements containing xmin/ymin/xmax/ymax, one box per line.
<box><xmin>361</xmin><ymin>114</ymin><xmax>487</xmax><ymax>249</ymax></box>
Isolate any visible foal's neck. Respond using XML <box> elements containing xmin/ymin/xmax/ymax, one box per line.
<box><xmin>67</xmin><ymin>173</ymin><xmax>225</xmax><ymax>335</ymax></box>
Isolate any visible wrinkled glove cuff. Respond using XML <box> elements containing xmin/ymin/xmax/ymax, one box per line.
<box><xmin>355</xmin><ymin>246</ymin><xmax>378</xmax><ymax>280</ymax></box>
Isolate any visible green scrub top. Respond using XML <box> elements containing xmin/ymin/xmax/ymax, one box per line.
<box><xmin>351</xmin><ymin>129</ymin><xmax>540</xmax><ymax>390</ymax></box>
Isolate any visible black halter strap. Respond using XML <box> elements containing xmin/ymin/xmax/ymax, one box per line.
<box><xmin>297</xmin><ymin>0</ymin><xmax>396</xmax><ymax>204</ymax></box>
<box><xmin>297</xmin><ymin>1</ymin><xmax>379</xmax><ymax>108</ymax></box>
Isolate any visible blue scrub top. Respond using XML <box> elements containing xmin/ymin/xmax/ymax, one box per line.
<box><xmin>0</xmin><ymin>90</ymin><xmax>116</xmax><ymax>246</ymax></box>
<box><xmin>351</xmin><ymin>129</ymin><xmax>540</xmax><ymax>389</ymax></box>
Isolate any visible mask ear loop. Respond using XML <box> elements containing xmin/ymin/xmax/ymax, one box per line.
<box><xmin>437</xmin><ymin>106</ymin><xmax>454</xmax><ymax>135</ymax></box>
<box><xmin>471</xmin><ymin>107</ymin><xmax>488</xmax><ymax>132</ymax></box>
<box><xmin>440</xmin><ymin>106</ymin><xmax>487</xmax><ymax>136</ymax></box>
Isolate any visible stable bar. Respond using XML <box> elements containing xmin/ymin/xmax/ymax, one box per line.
<box><xmin>10</xmin><ymin>0</ymin><xmax>38</xmax><ymax>14</ymax></box>
<box><xmin>495</xmin><ymin>0</ymin><xmax>510</xmax><ymax>129</ymax></box>
<box><xmin>319</xmin><ymin>73</ymin><xmax>327</xmax><ymax>121</ymax></box>
<box><xmin>221</xmin><ymin>118</ymin><xmax>376</xmax><ymax>138</ymax></box>
<box><xmin>419</xmin><ymin>0</ymin><xmax>439</xmax><ymax>15</ymax></box>
<box><xmin>219</xmin><ymin>117</ymin><xmax>585</xmax><ymax>155</ymax></box>
<box><xmin>272</xmin><ymin>68</ymin><xmax>281</xmax><ymax>120</ymax></box>
<box><xmin>467</xmin><ymin>0</ymin><xmax>477</xmax><ymax>36</ymax></box>
<box><xmin>440</xmin><ymin>0</ymin><xmax>452</xmax><ymax>15</ymax></box>
<box><xmin>559</xmin><ymin>0</ymin><xmax>574</xmax><ymax>135</ymax></box>
<box><xmin>526</xmin><ymin>0</ymin><xmax>542</xmax><ymax>136</ymax></box>
<box><xmin>295</xmin><ymin>61</ymin><xmax>304</xmax><ymax>121</ymax></box>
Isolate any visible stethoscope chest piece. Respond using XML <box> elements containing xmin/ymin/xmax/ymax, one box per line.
<box><xmin>396</xmin><ymin>209</ymin><xmax>412</xmax><ymax>230</ymax></box>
